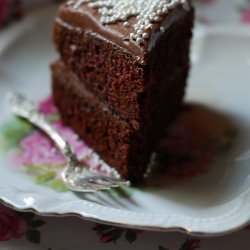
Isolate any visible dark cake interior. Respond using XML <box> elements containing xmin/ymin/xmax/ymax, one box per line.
<box><xmin>52</xmin><ymin>0</ymin><xmax>194</xmax><ymax>182</ymax></box>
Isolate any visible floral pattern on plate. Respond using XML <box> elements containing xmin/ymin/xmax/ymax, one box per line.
<box><xmin>0</xmin><ymin>204</ymin><xmax>45</xmax><ymax>244</ymax></box>
<box><xmin>238</xmin><ymin>0</ymin><xmax>250</xmax><ymax>24</ymax></box>
<box><xmin>0</xmin><ymin>1</ymin><xmax>250</xmax><ymax>249</ymax></box>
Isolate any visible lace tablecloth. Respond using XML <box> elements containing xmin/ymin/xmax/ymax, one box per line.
<box><xmin>0</xmin><ymin>0</ymin><xmax>250</xmax><ymax>249</ymax></box>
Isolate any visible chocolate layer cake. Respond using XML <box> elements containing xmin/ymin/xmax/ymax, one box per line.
<box><xmin>52</xmin><ymin>0</ymin><xmax>194</xmax><ymax>182</ymax></box>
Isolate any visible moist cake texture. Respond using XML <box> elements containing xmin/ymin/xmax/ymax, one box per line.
<box><xmin>52</xmin><ymin>0</ymin><xmax>194</xmax><ymax>182</ymax></box>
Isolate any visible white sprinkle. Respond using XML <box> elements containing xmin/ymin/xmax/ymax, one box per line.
<box><xmin>137</xmin><ymin>29</ymin><xmax>143</xmax><ymax>35</ymax></box>
<box><xmin>124</xmin><ymin>21</ymin><xmax>130</xmax><ymax>27</ymax></box>
<box><xmin>160</xmin><ymin>26</ymin><xmax>165</xmax><ymax>32</ymax></box>
<box><xmin>142</xmin><ymin>33</ymin><xmax>149</xmax><ymax>39</ymax></box>
<box><xmin>153</xmin><ymin>16</ymin><xmax>161</xmax><ymax>22</ymax></box>
<box><xmin>146</xmin><ymin>24</ymin><xmax>153</xmax><ymax>30</ymax></box>
<box><xmin>130</xmin><ymin>33</ymin><xmax>135</xmax><ymax>39</ymax></box>
<box><xmin>136</xmin><ymin>37</ymin><xmax>144</xmax><ymax>45</ymax></box>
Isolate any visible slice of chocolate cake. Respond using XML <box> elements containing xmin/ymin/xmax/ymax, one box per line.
<box><xmin>52</xmin><ymin>0</ymin><xmax>194</xmax><ymax>182</ymax></box>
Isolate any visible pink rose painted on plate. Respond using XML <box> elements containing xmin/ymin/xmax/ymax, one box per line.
<box><xmin>39</xmin><ymin>96</ymin><xmax>57</xmax><ymax>116</ymax></box>
<box><xmin>11</xmin><ymin>122</ymin><xmax>88</xmax><ymax>168</ymax></box>
<box><xmin>241</xmin><ymin>9</ymin><xmax>250</xmax><ymax>23</ymax></box>
<box><xmin>0</xmin><ymin>0</ymin><xmax>11</xmax><ymax>27</ymax></box>
<box><xmin>0</xmin><ymin>204</ymin><xmax>45</xmax><ymax>244</ymax></box>
<box><xmin>0</xmin><ymin>204</ymin><xmax>28</xmax><ymax>241</ymax></box>
<box><xmin>238</xmin><ymin>0</ymin><xmax>250</xmax><ymax>24</ymax></box>
<box><xmin>19</xmin><ymin>131</ymin><xmax>65</xmax><ymax>166</ymax></box>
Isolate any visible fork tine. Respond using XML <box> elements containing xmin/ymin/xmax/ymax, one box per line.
<box><xmin>101</xmin><ymin>176</ymin><xmax>130</xmax><ymax>186</ymax></box>
<box><xmin>78</xmin><ymin>172</ymin><xmax>129</xmax><ymax>186</ymax></box>
<box><xmin>90</xmin><ymin>179</ymin><xmax>120</xmax><ymax>188</ymax></box>
<box><xmin>86</xmin><ymin>175</ymin><xmax>129</xmax><ymax>188</ymax></box>
<box><xmin>67</xmin><ymin>184</ymin><xmax>97</xmax><ymax>192</ymax></box>
<box><xmin>94</xmin><ymin>177</ymin><xmax>122</xmax><ymax>187</ymax></box>
<box><xmin>73</xmin><ymin>174</ymin><xmax>124</xmax><ymax>191</ymax></box>
<box><xmin>89</xmin><ymin>178</ymin><xmax>117</xmax><ymax>186</ymax></box>
<box><xmin>69</xmin><ymin>182</ymin><xmax>110</xmax><ymax>192</ymax></box>
<box><xmin>83</xmin><ymin>182</ymin><xmax>112</xmax><ymax>191</ymax></box>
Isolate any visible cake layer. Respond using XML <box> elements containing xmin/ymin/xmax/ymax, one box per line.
<box><xmin>53</xmin><ymin>4</ymin><xmax>194</xmax><ymax>123</ymax></box>
<box><xmin>52</xmin><ymin>60</ymin><xmax>188</xmax><ymax>182</ymax></box>
<box><xmin>52</xmin><ymin>61</ymin><xmax>149</xmax><ymax>182</ymax></box>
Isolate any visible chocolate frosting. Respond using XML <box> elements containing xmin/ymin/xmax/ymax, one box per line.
<box><xmin>56</xmin><ymin>2</ymin><xmax>190</xmax><ymax>64</ymax></box>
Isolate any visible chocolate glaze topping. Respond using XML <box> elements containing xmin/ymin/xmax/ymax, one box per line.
<box><xmin>56</xmin><ymin>1</ymin><xmax>190</xmax><ymax>64</ymax></box>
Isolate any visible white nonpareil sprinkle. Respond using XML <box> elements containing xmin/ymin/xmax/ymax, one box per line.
<box><xmin>67</xmin><ymin>0</ymin><xmax>189</xmax><ymax>45</ymax></box>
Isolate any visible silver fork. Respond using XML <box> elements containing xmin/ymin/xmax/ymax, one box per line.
<box><xmin>8</xmin><ymin>91</ymin><xmax>129</xmax><ymax>192</ymax></box>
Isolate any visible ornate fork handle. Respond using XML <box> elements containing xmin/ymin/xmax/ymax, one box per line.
<box><xmin>8</xmin><ymin>92</ymin><xmax>77</xmax><ymax>166</ymax></box>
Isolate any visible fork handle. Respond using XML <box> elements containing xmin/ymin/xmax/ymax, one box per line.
<box><xmin>9</xmin><ymin>92</ymin><xmax>77</xmax><ymax>164</ymax></box>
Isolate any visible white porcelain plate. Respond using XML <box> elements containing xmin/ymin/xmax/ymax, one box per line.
<box><xmin>0</xmin><ymin>5</ymin><xmax>250</xmax><ymax>236</ymax></box>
